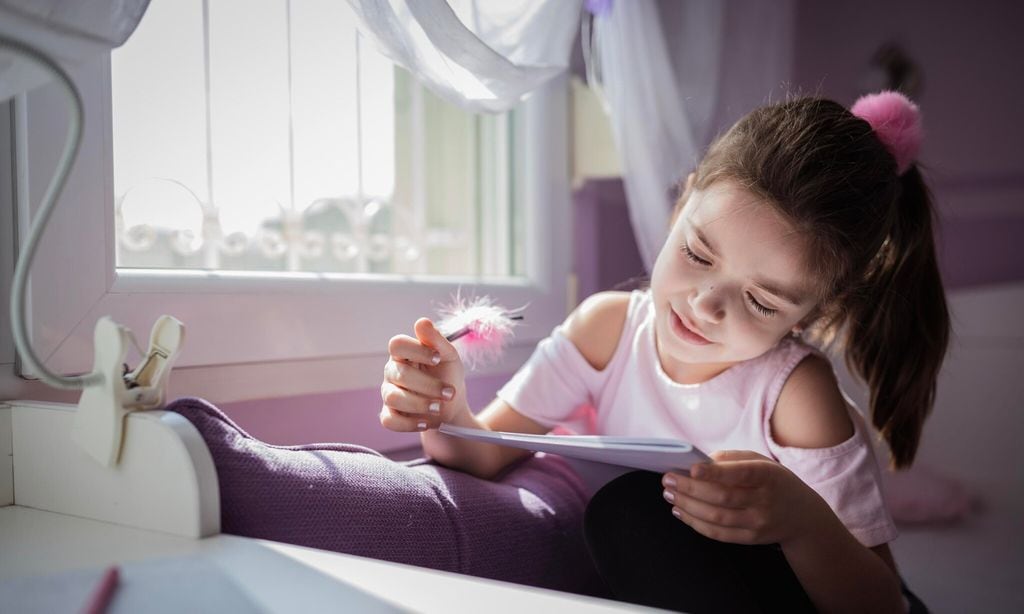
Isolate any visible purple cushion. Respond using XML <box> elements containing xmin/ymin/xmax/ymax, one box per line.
<box><xmin>165</xmin><ymin>397</ymin><xmax>603</xmax><ymax>594</ymax></box>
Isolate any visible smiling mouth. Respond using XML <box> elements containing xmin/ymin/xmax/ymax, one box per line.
<box><xmin>670</xmin><ymin>309</ymin><xmax>713</xmax><ymax>345</ymax></box>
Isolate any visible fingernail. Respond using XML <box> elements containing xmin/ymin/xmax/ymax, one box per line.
<box><xmin>672</xmin><ymin>508</ymin><xmax>681</xmax><ymax>519</ymax></box>
<box><xmin>428</xmin><ymin>401</ymin><xmax>441</xmax><ymax>414</ymax></box>
<box><xmin>662</xmin><ymin>490</ymin><xmax>675</xmax><ymax>503</ymax></box>
<box><xmin>663</xmin><ymin>476</ymin><xmax>677</xmax><ymax>489</ymax></box>
<box><xmin>417</xmin><ymin>420</ymin><xmax>427</xmax><ymax>430</ymax></box>
<box><xmin>431</xmin><ymin>352</ymin><xmax>441</xmax><ymax>365</ymax></box>
<box><xmin>441</xmin><ymin>387</ymin><xmax>454</xmax><ymax>400</ymax></box>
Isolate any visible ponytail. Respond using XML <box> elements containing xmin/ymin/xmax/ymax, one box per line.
<box><xmin>843</xmin><ymin>167</ymin><xmax>950</xmax><ymax>468</ymax></box>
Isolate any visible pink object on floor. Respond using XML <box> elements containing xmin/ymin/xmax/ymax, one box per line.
<box><xmin>882</xmin><ymin>463</ymin><xmax>981</xmax><ymax>525</ymax></box>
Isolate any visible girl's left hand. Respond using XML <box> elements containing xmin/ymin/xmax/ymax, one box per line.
<box><xmin>662</xmin><ymin>450</ymin><xmax>831</xmax><ymax>546</ymax></box>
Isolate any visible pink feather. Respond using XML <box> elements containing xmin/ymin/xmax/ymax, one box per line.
<box><xmin>437</xmin><ymin>294</ymin><xmax>523</xmax><ymax>370</ymax></box>
<box><xmin>850</xmin><ymin>90</ymin><xmax>923</xmax><ymax>175</ymax></box>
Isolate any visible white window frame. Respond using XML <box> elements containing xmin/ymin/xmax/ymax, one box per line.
<box><xmin>11</xmin><ymin>54</ymin><xmax>571</xmax><ymax>399</ymax></box>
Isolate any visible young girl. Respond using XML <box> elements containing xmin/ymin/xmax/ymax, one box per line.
<box><xmin>381</xmin><ymin>92</ymin><xmax>948</xmax><ymax>612</ymax></box>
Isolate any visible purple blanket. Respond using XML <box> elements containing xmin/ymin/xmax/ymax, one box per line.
<box><xmin>166</xmin><ymin>398</ymin><xmax>603</xmax><ymax>594</ymax></box>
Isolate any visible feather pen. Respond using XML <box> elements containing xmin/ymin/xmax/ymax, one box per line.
<box><xmin>437</xmin><ymin>294</ymin><xmax>525</xmax><ymax>369</ymax></box>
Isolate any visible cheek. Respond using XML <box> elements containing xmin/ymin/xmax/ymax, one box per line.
<box><xmin>652</xmin><ymin>252</ymin><xmax>696</xmax><ymax>289</ymax></box>
<box><xmin>650</xmin><ymin>254</ymin><xmax>679</xmax><ymax>298</ymax></box>
<box><xmin>726</xmin><ymin>316</ymin><xmax>792</xmax><ymax>355</ymax></box>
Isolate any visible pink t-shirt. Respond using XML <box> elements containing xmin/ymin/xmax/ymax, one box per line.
<box><xmin>497</xmin><ymin>290</ymin><xmax>897</xmax><ymax>547</ymax></box>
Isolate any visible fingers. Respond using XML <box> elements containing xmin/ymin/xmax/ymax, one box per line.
<box><xmin>664</xmin><ymin>488</ymin><xmax>757</xmax><ymax>530</ymax></box>
<box><xmin>662</xmin><ymin>472</ymin><xmax>755</xmax><ymax>510</ymax></box>
<box><xmin>379</xmin><ymin>405</ymin><xmax>434</xmax><ymax>433</ymax></box>
<box><xmin>383</xmin><ymin>359</ymin><xmax>455</xmax><ymax>401</ymax></box>
<box><xmin>388</xmin><ymin>334</ymin><xmax>441</xmax><ymax>367</ymax></box>
<box><xmin>380</xmin><ymin>382</ymin><xmax>443</xmax><ymax>418</ymax></box>
<box><xmin>380</xmin><ymin>358</ymin><xmax>454</xmax><ymax>434</ymax></box>
<box><xmin>381</xmin><ymin>320</ymin><xmax>463</xmax><ymax>436</ymax></box>
<box><xmin>413</xmin><ymin>318</ymin><xmax>460</xmax><ymax>362</ymax></box>
<box><xmin>689</xmin><ymin>453</ymin><xmax>771</xmax><ymax>488</ymax></box>
<box><xmin>662</xmin><ymin>472</ymin><xmax>766</xmax><ymax>545</ymax></box>
<box><xmin>670</xmin><ymin>505</ymin><xmax>759</xmax><ymax>545</ymax></box>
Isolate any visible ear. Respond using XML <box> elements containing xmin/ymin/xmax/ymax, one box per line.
<box><xmin>791</xmin><ymin>308</ymin><xmax>822</xmax><ymax>336</ymax></box>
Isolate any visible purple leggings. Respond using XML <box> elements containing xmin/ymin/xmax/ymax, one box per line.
<box><xmin>165</xmin><ymin>397</ymin><xmax>603</xmax><ymax>594</ymax></box>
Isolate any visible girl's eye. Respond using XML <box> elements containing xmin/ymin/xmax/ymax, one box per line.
<box><xmin>681</xmin><ymin>244</ymin><xmax>712</xmax><ymax>266</ymax></box>
<box><xmin>746</xmin><ymin>292</ymin><xmax>778</xmax><ymax>317</ymax></box>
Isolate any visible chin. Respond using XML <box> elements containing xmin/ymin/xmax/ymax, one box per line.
<box><xmin>656</xmin><ymin>320</ymin><xmax>717</xmax><ymax>360</ymax></box>
<box><xmin>658</xmin><ymin>322</ymin><xmax>765</xmax><ymax>367</ymax></box>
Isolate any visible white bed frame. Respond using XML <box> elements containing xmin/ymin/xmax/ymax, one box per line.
<box><xmin>2</xmin><ymin>400</ymin><xmax>218</xmax><ymax>538</ymax></box>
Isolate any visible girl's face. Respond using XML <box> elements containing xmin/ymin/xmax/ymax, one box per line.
<box><xmin>650</xmin><ymin>179</ymin><xmax>820</xmax><ymax>383</ymax></box>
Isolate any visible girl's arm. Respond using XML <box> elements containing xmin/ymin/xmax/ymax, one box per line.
<box><xmin>426</xmin><ymin>291</ymin><xmax>631</xmax><ymax>479</ymax></box>
<box><xmin>771</xmin><ymin>355</ymin><xmax>903</xmax><ymax>613</ymax></box>
<box><xmin>390</xmin><ymin>291</ymin><xmax>630</xmax><ymax>480</ymax></box>
<box><xmin>420</xmin><ymin>399</ymin><xmax>546</xmax><ymax>480</ymax></box>
<box><xmin>781</xmin><ymin>510</ymin><xmax>904</xmax><ymax>614</ymax></box>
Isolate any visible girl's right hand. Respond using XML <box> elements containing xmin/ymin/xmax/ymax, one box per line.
<box><xmin>380</xmin><ymin>317</ymin><xmax>468</xmax><ymax>432</ymax></box>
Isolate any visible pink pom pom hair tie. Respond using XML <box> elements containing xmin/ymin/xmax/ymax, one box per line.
<box><xmin>850</xmin><ymin>90</ymin><xmax>923</xmax><ymax>175</ymax></box>
<box><xmin>437</xmin><ymin>294</ymin><xmax>525</xmax><ymax>369</ymax></box>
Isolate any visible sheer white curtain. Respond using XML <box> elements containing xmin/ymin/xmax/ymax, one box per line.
<box><xmin>347</xmin><ymin>0</ymin><xmax>794</xmax><ymax>270</ymax></box>
<box><xmin>589</xmin><ymin>0</ymin><xmax>795</xmax><ymax>270</ymax></box>
<box><xmin>345</xmin><ymin>0</ymin><xmax>582</xmax><ymax>113</ymax></box>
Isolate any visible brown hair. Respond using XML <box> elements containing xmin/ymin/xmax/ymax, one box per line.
<box><xmin>690</xmin><ymin>97</ymin><xmax>949</xmax><ymax>468</ymax></box>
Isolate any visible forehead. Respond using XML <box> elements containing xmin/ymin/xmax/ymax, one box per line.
<box><xmin>680</xmin><ymin>181</ymin><xmax>811</xmax><ymax>286</ymax></box>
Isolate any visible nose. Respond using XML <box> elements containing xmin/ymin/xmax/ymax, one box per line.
<box><xmin>689</xmin><ymin>285</ymin><xmax>725</xmax><ymax>324</ymax></box>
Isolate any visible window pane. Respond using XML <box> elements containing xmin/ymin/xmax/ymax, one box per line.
<box><xmin>111</xmin><ymin>0</ymin><xmax>518</xmax><ymax>278</ymax></box>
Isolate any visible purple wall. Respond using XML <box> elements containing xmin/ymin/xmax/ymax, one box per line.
<box><xmin>572</xmin><ymin>179</ymin><xmax>647</xmax><ymax>299</ymax></box>
<box><xmin>793</xmin><ymin>0</ymin><xmax>1024</xmax><ymax>289</ymax></box>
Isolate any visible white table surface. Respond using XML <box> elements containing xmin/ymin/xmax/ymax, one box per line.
<box><xmin>0</xmin><ymin>505</ymin><xmax>658</xmax><ymax>613</ymax></box>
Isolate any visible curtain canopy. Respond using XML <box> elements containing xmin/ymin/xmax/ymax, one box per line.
<box><xmin>346</xmin><ymin>0</ymin><xmax>582</xmax><ymax>113</ymax></box>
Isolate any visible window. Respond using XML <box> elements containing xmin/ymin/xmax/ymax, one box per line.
<box><xmin>112</xmin><ymin>0</ymin><xmax>520</xmax><ymax>278</ymax></box>
<box><xmin>13</xmin><ymin>2</ymin><xmax>570</xmax><ymax>398</ymax></box>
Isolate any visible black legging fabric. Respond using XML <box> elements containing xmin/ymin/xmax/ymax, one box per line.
<box><xmin>583</xmin><ymin>470</ymin><xmax>928</xmax><ymax>613</ymax></box>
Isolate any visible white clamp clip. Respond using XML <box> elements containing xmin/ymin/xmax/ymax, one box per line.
<box><xmin>73</xmin><ymin>315</ymin><xmax>185</xmax><ymax>467</ymax></box>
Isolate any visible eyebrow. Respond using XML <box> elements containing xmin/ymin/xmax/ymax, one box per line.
<box><xmin>692</xmin><ymin>225</ymin><xmax>806</xmax><ymax>307</ymax></box>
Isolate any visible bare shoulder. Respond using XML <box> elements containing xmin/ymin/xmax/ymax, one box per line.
<box><xmin>771</xmin><ymin>353</ymin><xmax>855</xmax><ymax>449</ymax></box>
<box><xmin>562</xmin><ymin>291</ymin><xmax>631</xmax><ymax>371</ymax></box>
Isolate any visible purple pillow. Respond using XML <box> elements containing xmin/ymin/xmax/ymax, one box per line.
<box><xmin>165</xmin><ymin>397</ymin><xmax>604</xmax><ymax>595</ymax></box>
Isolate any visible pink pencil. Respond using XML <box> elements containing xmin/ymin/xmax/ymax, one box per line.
<box><xmin>81</xmin><ymin>565</ymin><xmax>119</xmax><ymax>614</ymax></box>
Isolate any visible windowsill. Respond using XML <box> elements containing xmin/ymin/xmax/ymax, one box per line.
<box><xmin>1</xmin><ymin>340</ymin><xmax>532</xmax><ymax>406</ymax></box>
<box><xmin>112</xmin><ymin>268</ymin><xmax>539</xmax><ymax>294</ymax></box>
